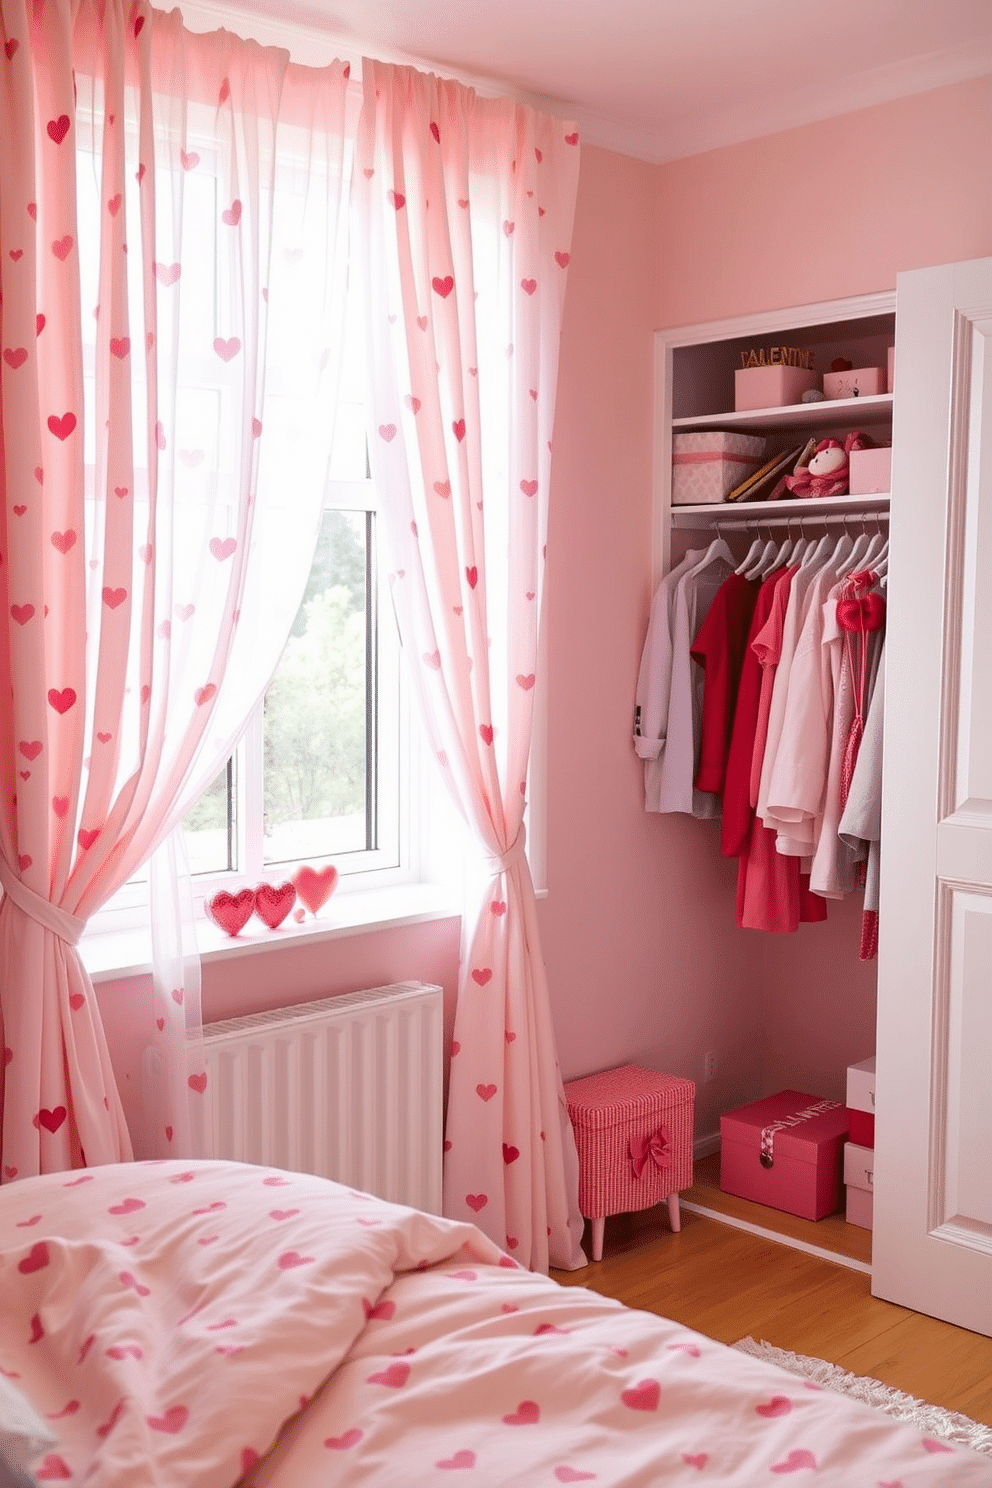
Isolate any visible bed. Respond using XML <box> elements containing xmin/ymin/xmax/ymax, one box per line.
<box><xmin>1</xmin><ymin>1159</ymin><xmax>987</xmax><ymax>1486</ymax></box>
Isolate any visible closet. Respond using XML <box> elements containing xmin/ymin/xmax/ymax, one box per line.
<box><xmin>653</xmin><ymin>262</ymin><xmax>992</xmax><ymax>1337</ymax></box>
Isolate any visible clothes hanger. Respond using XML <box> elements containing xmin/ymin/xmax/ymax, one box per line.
<box><xmin>735</xmin><ymin>534</ymin><xmax>766</xmax><ymax>575</ymax></box>
<box><xmin>770</xmin><ymin>523</ymin><xmax>798</xmax><ymax>569</ymax></box>
<box><xmin>757</xmin><ymin>533</ymin><xmax>791</xmax><ymax>578</ymax></box>
<box><xmin>835</xmin><ymin>528</ymin><xmax>873</xmax><ymax>577</ymax></box>
<box><xmin>743</xmin><ymin>538</ymin><xmax>778</xmax><ymax>580</ymax></box>
<box><xmin>692</xmin><ymin>535</ymin><xmax>735</xmax><ymax>571</ymax></box>
<box><xmin>847</xmin><ymin>530</ymin><xmax>887</xmax><ymax>577</ymax></box>
<box><xmin>788</xmin><ymin>519</ymin><xmax>812</xmax><ymax>569</ymax></box>
<box><xmin>811</xmin><ymin>529</ymin><xmax>852</xmax><ymax>570</ymax></box>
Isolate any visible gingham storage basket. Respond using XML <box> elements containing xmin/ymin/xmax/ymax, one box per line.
<box><xmin>565</xmin><ymin>1064</ymin><xmax>695</xmax><ymax>1220</ymax></box>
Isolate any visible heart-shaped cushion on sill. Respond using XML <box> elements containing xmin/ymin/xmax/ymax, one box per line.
<box><xmin>254</xmin><ymin>881</ymin><xmax>297</xmax><ymax>929</ymax></box>
<box><xmin>293</xmin><ymin>864</ymin><xmax>338</xmax><ymax>916</ymax></box>
<box><xmin>205</xmin><ymin>888</ymin><xmax>256</xmax><ymax>936</ymax></box>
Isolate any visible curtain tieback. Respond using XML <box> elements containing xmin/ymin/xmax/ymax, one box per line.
<box><xmin>484</xmin><ymin>825</ymin><xmax>526</xmax><ymax>877</ymax></box>
<box><xmin>0</xmin><ymin>853</ymin><xmax>85</xmax><ymax>946</ymax></box>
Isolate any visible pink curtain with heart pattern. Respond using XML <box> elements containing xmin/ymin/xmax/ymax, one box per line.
<box><xmin>0</xmin><ymin>0</ymin><xmax>350</xmax><ymax>1179</ymax></box>
<box><xmin>355</xmin><ymin>60</ymin><xmax>585</xmax><ymax>1272</ymax></box>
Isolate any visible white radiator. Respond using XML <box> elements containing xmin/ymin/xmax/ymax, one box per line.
<box><xmin>201</xmin><ymin>980</ymin><xmax>443</xmax><ymax>1213</ymax></box>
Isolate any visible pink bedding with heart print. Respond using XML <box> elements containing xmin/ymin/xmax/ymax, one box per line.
<box><xmin>1</xmin><ymin>1161</ymin><xmax>989</xmax><ymax>1488</ymax></box>
<box><xmin>243</xmin><ymin>1264</ymin><xmax>991</xmax><ymax>1487</ymax></box>
<box><xmin>0</xmin><ymin>1159</ymin><xmax>505</xmax><ymax>1486</ymax></box>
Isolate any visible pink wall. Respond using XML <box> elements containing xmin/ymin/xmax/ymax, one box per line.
<box><xmin>654</xmin><ymin>74</ymin><xmax>992</xmax><ymax>329</ymax></box>
<box><xmin>97</xmin><ymin>74</ymin><xmax>992</xmax><ymax>1154</ymax></box>
<box><xmin>538</xmin><ymin>144</ymin><xmax>763</xmax><ymax>1139</ymax></box>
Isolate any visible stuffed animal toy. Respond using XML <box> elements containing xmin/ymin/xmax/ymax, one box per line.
<box><xmin>785</xmin><ymin>430</ymin><xmax>871</xmax><ymax>499</ymax></box>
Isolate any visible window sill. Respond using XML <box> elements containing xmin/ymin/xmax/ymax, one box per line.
<box><xmin>81</xmin><ymin>881</ymin><xmax>463</xmax><ymax>983</ymax></box>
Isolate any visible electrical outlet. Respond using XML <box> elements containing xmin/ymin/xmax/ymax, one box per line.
<box><xmin>704</xmin><ymin>1050</ymin><xmax>718</xmax><ymax>1083</ymax></box>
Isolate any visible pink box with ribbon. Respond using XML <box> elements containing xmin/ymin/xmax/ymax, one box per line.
<box><xmin>565</xmin><ymin>1064</ymin><xmax>695</xmax><ymax>1259</ymax></box>
<box><xmin>720</xmin><ymin>1090</ymin><xmax>849</xmax><ymax>1221</ymax></box>
<box><xmin>672</xmin><ymin>431</ymin><xmax>766</xmax><ymax>504</ymax></box>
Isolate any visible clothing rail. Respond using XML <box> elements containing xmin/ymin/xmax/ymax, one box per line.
<box><xmin>712</xmin><ymin>510</ymin><xmax>889</xmax><ymax>532</ymax></box>
<box><xmin>670</xmin><ymin>494</ymin><xmax>890</xmax><ymax>531</ymax></box>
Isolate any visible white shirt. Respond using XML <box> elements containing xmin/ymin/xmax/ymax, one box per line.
<box><xmin>652</xmin><ymin>542</ymin><xmax>734</xmax><ymax>817</ymax></box>
<box><xmin>633</xmin><ymin>549</ymin><xmax>702</xmax><ymax>763</ymax></box>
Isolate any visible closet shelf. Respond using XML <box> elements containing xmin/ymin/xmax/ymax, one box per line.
<box><xmin>671</xmin><ymin>492</ymin><xmax>890</xmax><ymax>530</ymax></box>
<box><xmin>672</xmin><ymin>393</ymin><xmax>892</xmax><ymax>435</ymax></box>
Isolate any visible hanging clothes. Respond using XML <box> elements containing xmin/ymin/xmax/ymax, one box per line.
<box><xmin>653</xmin><ymin>542</ymin><xmax>736</xmax><ymax>817</ymax></box>
<box><xmin>754</xmin><ymin>535</ymin><xmax>853</xmax><ymax>828</ymax></box>
<box><xmin>690</xmin><ymin>571</ymin><xmax>761</xmax><ymax>797</ymax></box>
<box><xmin>735</xmin><ymin>812</ymin><xmax>829</xmax><ymax>933</ymax></box>
<box><xmin>721</xmin><ymin>567</ymin><xmax>793</xmax><ymax>858</ymax></box>
<box><xmin>633</xmin><ymin>549</ymin><xmax>705</xmax><ymax>810</ymax></box>
<box><xmin>839</xmin><ymin>641</ymin><xmax>886</xmax><ymax>960</ymax></box>
<box><xmin>634</xmin><ymin>523</ymin><xmax>886</xmax><ymax>949</ymax></box>
<box><xmin>809</xmin><ymin>571</ymin><xmax>885</xmax><ymax>897</ymax></box>
<box><xmin>836</xmin><ymin>570</ymin><xmax>887</xmax><ymax>801</ymax></box>
<box><xmin>762</xmin><ymin>544</ymin><xmax>861</xmax><ymax>856</ymax></box>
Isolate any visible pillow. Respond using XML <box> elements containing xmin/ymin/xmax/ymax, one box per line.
<box><xmin>0</xmin><ymin>1375</ymin><xmax>56</xmax><ymax>1487</ymax></box>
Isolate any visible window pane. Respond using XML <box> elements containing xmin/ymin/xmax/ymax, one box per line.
<box><xmin>184</xmin><ymin>760</ymin><xmax>235</xmax><ymax>875</ymax></box>
<box><xmin>262</xmin><ymin>508</ymin><xmax>370</xmax><ymax>863</ymax></box>
<box><xmin>327</xmin><ymin>402</ymin><xmax>369</xmax><ymax>482</ymax></box>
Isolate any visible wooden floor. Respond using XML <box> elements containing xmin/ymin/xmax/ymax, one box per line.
<box><xmin>685</xmin><ymin>1152</ymin><xmax>873</xmax><ymax>1266</ymax></box>
<box><xmin>552</xmin><ymin>1161</ymin><xmax>992</xmax><ymax>1428</ymax></box>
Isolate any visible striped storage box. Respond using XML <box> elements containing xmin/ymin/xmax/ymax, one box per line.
<box><xmin>565</xmin><ymin>1065</ymin><xmax>695</xmax><ymax>1257</ymax></box>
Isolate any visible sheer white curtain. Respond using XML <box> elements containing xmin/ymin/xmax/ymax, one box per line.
<box><xmin>0</xmin><ymin>0</ymin><xmax>350</xmax><ymax>1177</ymax></box>
<box><xmin>355</xmin><ymin>59</ymin><xmax>585</xmax><ymax>1272</ymax></box>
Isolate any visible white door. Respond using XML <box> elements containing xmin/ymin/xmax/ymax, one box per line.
<box><xmin>873</xmin><ymin>256</ymin><xmax>992</xmax><ymax>1335</ymax></box>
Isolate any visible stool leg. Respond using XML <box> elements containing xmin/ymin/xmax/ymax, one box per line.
<box><xmin>591</xmin><ymin>1216</ymin><xmax>605</xmax><ymax>1261</ymax></box>
<box><xmin>667</xmin><ymin>1192</ymin><xmax>681</xmax><ymax>1233</ymax></box>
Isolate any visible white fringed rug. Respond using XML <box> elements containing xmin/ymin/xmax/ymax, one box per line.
<box><xmin>733</xmin><ymin>1337</ymin><xmax>992</xmax><ymax>1457</ymax></box>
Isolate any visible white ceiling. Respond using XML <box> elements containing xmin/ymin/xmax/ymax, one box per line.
<box><xmin>194</xmin><ymin>0</ymin><xmax>992</xmax><ymax>162</ymax></box>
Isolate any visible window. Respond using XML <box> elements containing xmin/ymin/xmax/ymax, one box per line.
<box><xmin>75</xmin><ymin>99</ymin><xmax>416</xmax><ymax>944</ymax></box>
<box><xmin>181</xmin><ymin>390</ymin><xmax>404</xmax><ymax>894</ymax></box>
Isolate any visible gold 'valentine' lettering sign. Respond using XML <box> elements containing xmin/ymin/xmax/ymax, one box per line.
<box><xmin>738</xmin><ymin>346</ymin><xmax>815</xmax><ymax>370</ymax></box>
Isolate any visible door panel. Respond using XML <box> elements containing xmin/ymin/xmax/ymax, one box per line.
<box><xmin>873</xmin><ymin>256</ymin><xmax>992</xmax><ymax>1334</ymax></box>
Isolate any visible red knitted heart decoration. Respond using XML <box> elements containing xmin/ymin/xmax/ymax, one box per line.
<box><xmin>254</xmin><ymin>881</ymin><xmax>297</xmax><ymax>929</ymax></box>
<box><xmin>205</xmin><ymin>888</ymin><xmax>255</xmax><ymax>936</ymax></box>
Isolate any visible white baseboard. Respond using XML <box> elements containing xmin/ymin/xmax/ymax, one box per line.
<box><xmin>686</xmin><ymin>1132</ymin><xmax>870</xmax><ymax>1276</ymax></box>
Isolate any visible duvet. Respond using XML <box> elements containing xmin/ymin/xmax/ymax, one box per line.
<box><xmin>0</xmin><ymin>1160</ymin><xmax>987</xmax><ymax>1486</ymax></box>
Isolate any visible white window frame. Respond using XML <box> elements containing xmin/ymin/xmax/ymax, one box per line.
<box><xmin>85</xmin><ymin>460</ymin><xmax>424</xmax><ymax>939</ymax></box>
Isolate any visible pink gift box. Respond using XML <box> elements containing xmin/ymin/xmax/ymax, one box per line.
<box><xmin>672</xmin><ymin>431</ymin><xmax>766</xmax><ymax>504</ymax></box>
<box><xmin>720</xmin><ymin>1090</ymin><xmax>849</xmax><ymax>1221</ymax></box>
<box><xmin>822</xmin><ymin>365</ymin><xmax>887</xmax><ymax>400</ymax></box>
<box><xmin>565</xmin><ymin>1064</ymin><xmax>694</xmax><ymax>1220</ymax></box>
<box><xmin>734</xmin><ymin>364</ymin><xmax>819</xmax><ymax>411</ymax></box>
<box><xmin>849</xmin><ymin>446</ymin><xmax>891</xmax><ymax>496</ymax></box>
